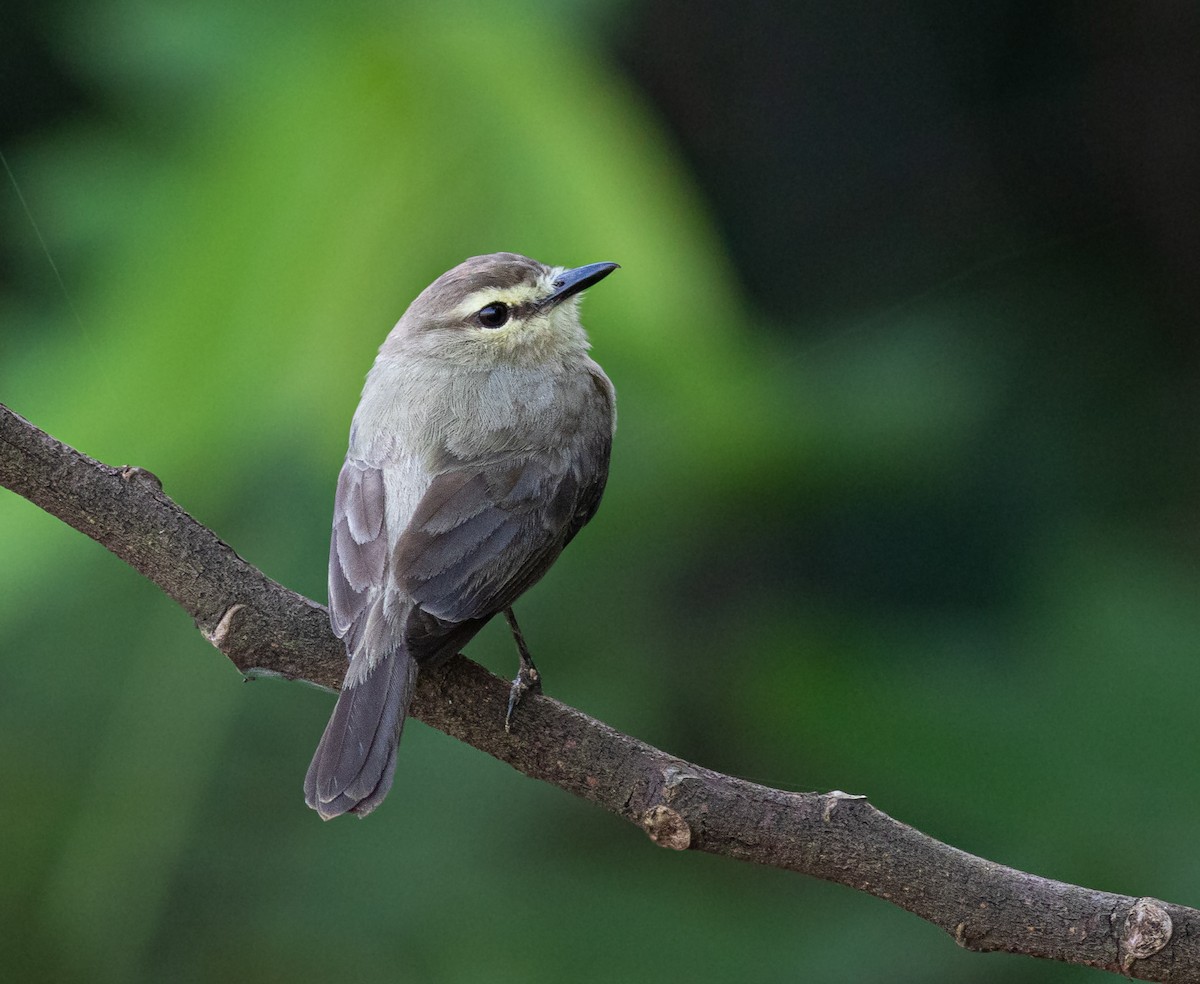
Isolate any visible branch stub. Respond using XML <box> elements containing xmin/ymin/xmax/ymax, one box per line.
<box><xmin>1120</xmin><ymin>897</ymin><xmax>1173</xmax><ymax>971</ymax></box>
<box><xmin>642</xmin><ymin>805</ymin><xmax>691</xmax><ymax>851</ymax></box>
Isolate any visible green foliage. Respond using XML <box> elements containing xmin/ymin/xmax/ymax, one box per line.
<box><xmin>2</xmin><ymin>4</ymin><xmax>1197</xmax><ymax>982</ymax></box>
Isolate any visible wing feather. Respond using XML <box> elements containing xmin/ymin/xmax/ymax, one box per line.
<box><xmin>328</xmin><ymin>459</ymin><xmax>389</xmax><ymax>647</ymax></box>
<box><xmin>395</xmin><ymin>440</ymin><xmax>609</xmax><ymax>627</ymax></box>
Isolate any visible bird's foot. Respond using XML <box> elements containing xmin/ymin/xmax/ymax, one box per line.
<box><xmin>503</xmin><ymin>607</ymin><xmax>543</xmax><ymax>733</ymax></box>
<box><xmin>505</xmin><ymin>661</ymin><xmax>542</xmax><ymax>733</ymax></box>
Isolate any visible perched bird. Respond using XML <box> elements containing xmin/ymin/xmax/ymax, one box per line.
<box><xmin>304</xmin><ymin>252</ymin><xmax>618</xmax><ymax>820</ymax></box>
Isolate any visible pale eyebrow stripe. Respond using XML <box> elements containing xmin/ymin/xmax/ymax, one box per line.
<box><xmin>452</xmin><ymin>283</ymin><xmax>546</xmax><ymax>321</ymax></box>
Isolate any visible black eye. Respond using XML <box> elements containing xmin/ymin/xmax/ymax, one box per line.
<box><xmin>476</xmin><ymin>302</ymin><xmax>510</xmax><ymax>329</ymax></box>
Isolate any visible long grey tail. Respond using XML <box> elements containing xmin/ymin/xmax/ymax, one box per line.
<box><xmin>303</xmin><ymin>646</ymin><xmax>419</xmax><ymax>820</ymax></box>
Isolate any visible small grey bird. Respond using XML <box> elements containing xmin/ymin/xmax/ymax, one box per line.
<box><xmin>304</xmin><ymin>252</ymin><xmax>618</xmax><ymax>820</ymax></box>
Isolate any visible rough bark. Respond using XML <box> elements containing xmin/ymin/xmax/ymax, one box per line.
<box><xmin>0</xmin><ymin>401</ymin><xmax>1194</xmax><ymax>981</ymax></box>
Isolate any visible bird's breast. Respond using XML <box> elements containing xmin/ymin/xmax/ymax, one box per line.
<box><xmin>353</xmin><ymin>354</ymin><xmax>608</xmax><ymax>469</ymax></box>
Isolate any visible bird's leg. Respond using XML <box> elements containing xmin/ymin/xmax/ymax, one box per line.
<box><xmin>503</xmin><ymin>607</ymin><xmax>541</xmax><ymax>732</ymax></box>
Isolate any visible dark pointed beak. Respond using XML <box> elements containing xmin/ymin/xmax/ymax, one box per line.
<box><xmin>542</xmin><ymin>261</ymin><xmax>620</xmax><ymax>308</ymax></box>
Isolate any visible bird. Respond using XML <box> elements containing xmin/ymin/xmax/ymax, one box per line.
<box><xmin>304</xmin><ymin>252</ymin><xmax>618</xmax><ymax>820</ymax></box>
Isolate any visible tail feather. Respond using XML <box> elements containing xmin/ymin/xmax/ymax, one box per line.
<box><xmin>303</xmin><ymin>647</ymin><xmax>419</xmax><ymax>820</ymax></box>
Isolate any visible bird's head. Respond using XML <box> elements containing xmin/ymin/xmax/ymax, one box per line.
<box><xmin>385</xmin><ymin>252</ymin><xmax>619</xmax><ymax>368</ymax></box>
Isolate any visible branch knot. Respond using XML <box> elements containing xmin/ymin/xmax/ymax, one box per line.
<box><xmin>120</xmin><ymin>465</ymin><xmax>163</xmax><ymax>491</ymax></box>
<box><xmin>642</xmin><ymin>805</ymin><xmax>691</xmax><ymax>851</ymax></box>
<box><xmin>1120</xmin><ymin>897</ymin><xmax>1172</xmax><ymax>970</ymax></box>
<box><xmin>202</xmin><ymin>603</ymin><xmax>246</xmax><ymax>652</ymax></box>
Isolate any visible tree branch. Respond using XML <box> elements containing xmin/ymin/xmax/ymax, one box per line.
<box><xmin>1</xmin><ymin>401</ymin><xmax>1194</xmax><ymax>981</ymax></box>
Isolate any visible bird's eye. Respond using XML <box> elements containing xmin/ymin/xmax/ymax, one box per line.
<box><xmin>476</xmin><ymin>302</ymin><xmax>510</xmax><ymax>329</ymax></box>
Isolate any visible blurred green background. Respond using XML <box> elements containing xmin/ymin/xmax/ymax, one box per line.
<box><xmin>2</xmin><ymin>2</ymin><xmax>1198</xmax><ymax>982</ymax></box>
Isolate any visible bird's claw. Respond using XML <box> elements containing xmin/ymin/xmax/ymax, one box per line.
<box><xmin>505</xmin><ymin>663</ymin><xmax>542</xmax><ymax>733</ymax></box>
